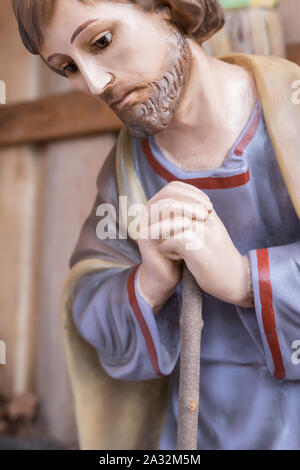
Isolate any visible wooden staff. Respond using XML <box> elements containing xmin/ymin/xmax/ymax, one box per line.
<box><xmin>177</xmin><ymin>265</ymin><xmax>203</xmax><ymax>450</ymax></box>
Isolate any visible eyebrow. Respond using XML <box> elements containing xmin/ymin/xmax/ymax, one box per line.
<box><xmin>47</xmin><ymin>18</ymin><xmax>100</xmax><ymax>62</ymax></box>
<box><xmin>70</xmin><ymin>18</ymin><xmax>99</xmax><ymax>44</ymax></box>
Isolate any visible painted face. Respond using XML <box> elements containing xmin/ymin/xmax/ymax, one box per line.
<box><xmin>41</xmin><ymin>0</ymin><xmax>191</xmax><ymax>139</ymax></box>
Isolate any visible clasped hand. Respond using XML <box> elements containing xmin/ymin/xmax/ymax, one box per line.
<box><xmin>137</xmin><ymin>181</ymin><xmax>253</xmax><ymax>314</ymax></box>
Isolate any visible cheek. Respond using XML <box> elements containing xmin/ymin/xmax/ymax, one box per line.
<box><xmin>67</xmin><ymin>75</ymin><xmax>91</xmax><ymax>94</ymax></box>
<box><xmin>103</xmin><ymin>19</ymin><xmax>170</xmax><ymax>80</ymax></box>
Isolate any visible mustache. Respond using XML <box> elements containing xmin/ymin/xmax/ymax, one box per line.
<box><xmin>102</xmin><ymin>83</ymin><xmax>145</xmax><ymax>107</ymax></box>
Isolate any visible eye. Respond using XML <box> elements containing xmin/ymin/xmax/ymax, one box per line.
<box><xmin>92</xmin><ymin>32</ymin><xmax>112</xmax><ymax>50</ymax></box>
<box><xmin>63</xmin><ymin>62</ymin><xmax>78</xmax><ymax>74</ymax></box>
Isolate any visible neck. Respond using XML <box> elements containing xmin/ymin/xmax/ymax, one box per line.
<box><xmin>154</xmin><ymin>40</ymin><xmax>257</xmax><ymax>171</ymax></box>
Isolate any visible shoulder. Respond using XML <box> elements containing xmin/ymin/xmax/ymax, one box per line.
<box><xmin>220</xmin><ymin>53</ymin><xmax>300</xmax><ymax>127</ymax></box>
<box><xmin>220</xmin><ymin>53</ymin><xmax>300</xmax><ymax>91</ymax></box>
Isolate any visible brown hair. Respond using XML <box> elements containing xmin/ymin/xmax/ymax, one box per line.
<box><xmin>12</xmin><ymin>0</ymin><xmax>225</xmax><ymax>73</ymax></box>
<box><xmin>12</xmin><ymin>0</ymin><xmax>57</xmax><ymax>54</ymax></box>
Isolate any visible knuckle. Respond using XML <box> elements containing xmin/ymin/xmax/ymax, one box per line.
<box><xmin>169</xmin><ymin>180</ymin><xmax>190</xmax><ymax>190</ymax></box>
<box><xmin>207</xmin><ymin>201</ymin><xmax>213</xmax><ymax>211</ymax></box>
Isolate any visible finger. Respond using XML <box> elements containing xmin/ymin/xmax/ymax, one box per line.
<box><xmin>158</xmin><ymin>225</ymin><xmax>204</xmax><ymax>256</ymax></box>
<box><xmin>149</xmin><ymin>181</ymin><xmax>213</xmax><ymax>211</ymax></box>
<box><xmin>140</xmin><ymin>217</ymin><xmax>203</xmax><ymax>241</ymax></box>
<box><xmin>146</xmin><ymin>198</ymin><xmax>210</xmax><ymax>225</ymax></box>
<box><xmin>139</xmin><ymin>217</ymin><xmax>186</xmax><ymax>240</ymax></box>
<box><xmin>138</xmin><ymin>200</ymin><xmax>209</xmax><ymax>237</ymax></box>
<box><xmin>164</xmin><ymin>181</ymin><xmax>212</xmax><ymax>203</ymax></box>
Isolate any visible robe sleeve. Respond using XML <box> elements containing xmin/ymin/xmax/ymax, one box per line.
<box><xmin>72</xmin><ymin>264</ymin><xmax>181</xmax><ymax>381</ymax></box>
<box><xmin>239</xmin><ymin>241</ymin><xmax>300</xmax><ymax>381</ymax></box>
<box><xmin>69</xmin><ymin>143</ymin><xmax>181</xmax><ymax>381</ymax></box>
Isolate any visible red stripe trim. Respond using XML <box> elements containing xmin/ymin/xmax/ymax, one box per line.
<box><xmin>141</xmin><ymin>139</ymin><xmax>250</xmax><ymax>190</ymax></box>
<box><xmin>256</xmin><ymin>249</ymin><xmax>285</xmax><ymax>379</ymax></box>
<box><xmin>127</xmin><ymin>265</ymin><xmax>164</xmax><ymax>377</ymax></box>
<box><xmin>234</xmin><ymin>104</ymin><xmax>261</xmax><ymax>156</ymax></box>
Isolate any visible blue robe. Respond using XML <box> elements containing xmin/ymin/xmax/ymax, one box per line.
<box><xmin>71</xmin><ymin>99</ymin><xmax>300</xmax><ymax>449</ymax></box>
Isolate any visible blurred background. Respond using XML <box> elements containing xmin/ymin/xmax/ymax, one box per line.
<box><xmin>0</xmin><ymin>0</ymin><xmax>299</xmax><ymax>450</ymax></box>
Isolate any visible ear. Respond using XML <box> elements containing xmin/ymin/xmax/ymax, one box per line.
<box><xmin>165</xmin><ymin>0</ymin><xmax>225</xmax><ymax>43</ymax></box>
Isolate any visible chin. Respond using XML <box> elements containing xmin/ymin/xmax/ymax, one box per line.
<box><xmin>120</xmin><ymin>100</ymin><xmax>179</xmax><ymax>140</ymax></box>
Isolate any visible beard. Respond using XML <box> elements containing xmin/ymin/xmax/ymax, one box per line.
<box><xmin>111</xmin><ymin>24</ymin><xmax>191</xmax><ymax>140</ymax></box>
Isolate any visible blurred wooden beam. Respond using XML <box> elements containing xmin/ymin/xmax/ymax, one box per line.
<box><xmin>287</xmin><ymin>43</ymin><xmax>300</xmax><ymax>67</ymax></box>
<box><xmin>0</xmin><ymin>92</ymin><xmax>122</xmax><ymax>148</ymax></box>
<box><xmin>1</xmin><ymin>44</ymin><xmax>299</xmax><ymax>150</ymax></box>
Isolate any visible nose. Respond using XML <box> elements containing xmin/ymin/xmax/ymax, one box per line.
<box><xmin>79</xmin><ymin>60</ymin><xmax>114</xmax><ymax>96</ymax></box>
